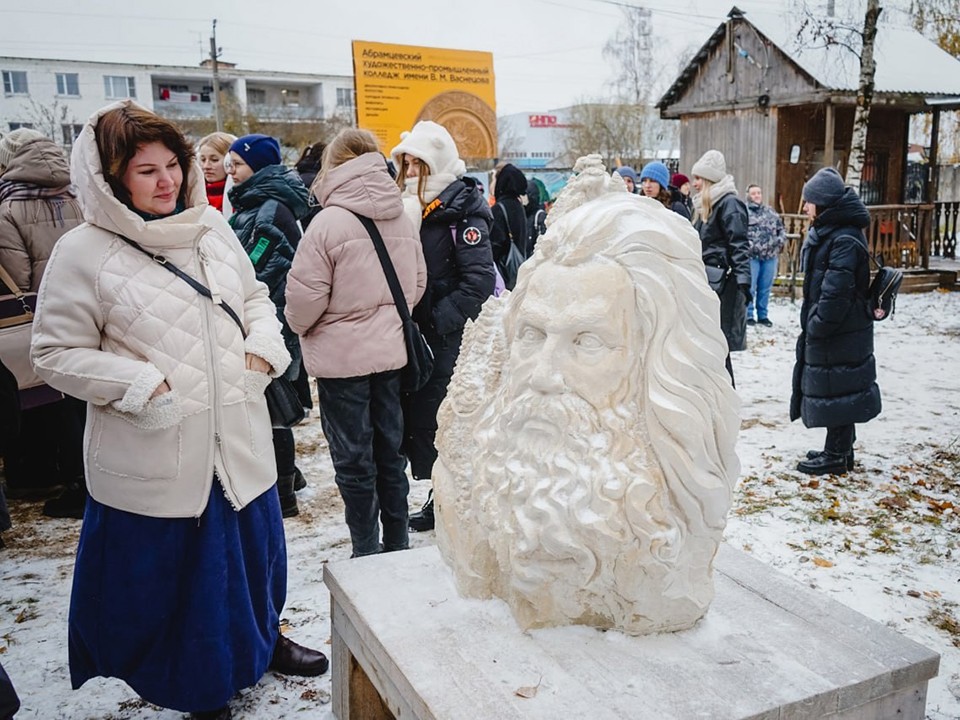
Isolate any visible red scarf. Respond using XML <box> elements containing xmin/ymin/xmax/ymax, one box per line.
<box><xmin>206</xmin><ymin>179</ymin><xmax>226</xmax><ymax>213</ymax></box>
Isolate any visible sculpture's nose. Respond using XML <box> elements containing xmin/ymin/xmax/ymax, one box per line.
<box><xmin>528</xmin><ymin>341</ymin><xmax>565</xmax><ymax>394</ymax></box>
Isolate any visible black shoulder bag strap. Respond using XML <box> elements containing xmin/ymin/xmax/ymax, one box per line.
<box><xmin>119</xmin><ymin>236</ymin><xmax>247</xmax><ymax>338</ymax></box>
<box><xmin>349</xmin><ymin>212</ymin><xmax>412</xmax><ymax>323</ymax></box>
<box><xmin>496</xmin><ymin>202</ymin><xmax>515</xmax><ymax>244</ymax></box>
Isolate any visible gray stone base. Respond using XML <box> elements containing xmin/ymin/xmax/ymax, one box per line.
<box><xmin>324</xmin><ymin>543</ymin><xmax>939</xmax><ymax>720</ymax></box>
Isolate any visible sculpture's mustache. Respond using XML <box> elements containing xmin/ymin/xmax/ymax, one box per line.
<box><xmin>502</xmin><ymin>390</ymin><xmax>601</xmax><ymax>437</ymax></box>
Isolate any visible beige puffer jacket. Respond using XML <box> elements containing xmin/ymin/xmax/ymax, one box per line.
<box><xmin>0</xmin><ymin>137</ymin><xmax>84</xmax><ymax>291</ymax></box>
<box><xmin>31</xmin><ymin>100</ymin><xmax>290</xmax><ymax>518</ymax></box>
<box><xmin>285</xmin><ymin>152</ymin><xmax>426</xmax><ymax>378</ymax></box>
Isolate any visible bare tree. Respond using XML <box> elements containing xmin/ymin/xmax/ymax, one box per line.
<box><xmin>795</xmin><ymin>0</ymin><xmax>883</xmax><ymax>193</ymax></box>
<box><xmin>562</xmin><ymin>101</ymin><xmax>647</xmax><ymax>168</ymax></box>
<box><xmin>21</xmin><ymin>99</ymin><xmax>78</xmax><ymax>144</ymax></box>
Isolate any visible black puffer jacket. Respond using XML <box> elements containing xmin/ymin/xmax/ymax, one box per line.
<box><xmin>696</xmin><ymin>192</ymin><xmax>751</xmax><ymax>351</ymax></box>
<box><xmin>790</xmin><ymin>189</ymin><xmax>881</xmax><ymax>428</ymax></box>
<box><xmin>414</xmin><ymin>176</ymin><xmax>495</xmax><ymax>339</ymax></box>
<box><xmin>228</xmin><ymin>165</ymin><xmax>309</xmax><ymax>361</ymax></box>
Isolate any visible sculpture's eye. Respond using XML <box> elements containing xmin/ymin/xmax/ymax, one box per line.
<box><xmin>575</xmin><ymin>332</ymin><xmax>606</xmax><ymax>351</ymax></box>
<box><xmin>518</xmin><ymin>325</ymin><xmax>545</xmax><ymax>344</ymax></box>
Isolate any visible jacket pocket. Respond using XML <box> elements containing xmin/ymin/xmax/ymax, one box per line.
<box><xmin>93</xmin><ymin>392</ymin><xmax>183</xmax><ymax>480</ymax></box>
<box><xmin>241</xmin><ymin>370</ymin><xmax>274</xmax><ymax>458</ymax></box>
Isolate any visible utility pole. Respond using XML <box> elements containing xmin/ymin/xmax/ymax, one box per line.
<box><xmin>209</xmin><ymin>19</ymin><xmax>223</xmax><ymax>132</ymax></box>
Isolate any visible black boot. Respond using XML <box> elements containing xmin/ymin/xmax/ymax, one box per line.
<box><xmin>805</xmin><ymin>449</ymin><xmax>855</xmax><ymax>470</ymax></box>
<box><xmin>269</xmin><ymin>634</ymin><xmax>329</xmax><ymax>676</ymax></box>
<box><xmin>191</xmin><ymin>707</ymin><xmax>231</xmax><ymax>720</ymax></box>
<box><xmin>42</xmin><ymin>481</ymin><xmax>87</xmax><ymax>519</ymax></box>
<box><xmin>277</xmin><ymin>474</ymin><xmax>299</xmax><ymax>518</ymax></box>
<box><xmin>408</xmin><ymin>489</ymin><xmax>434</xmax><ymax>532</ymax></box>
<box><xmin>797</xmin><ymin>452</ymin><xmax>849</xmax><ymax>476</ymax></box>
<box><xmin>293</xmin><ymin>465</ymin><xmax>307</xmax><ymax>492</ymax></box>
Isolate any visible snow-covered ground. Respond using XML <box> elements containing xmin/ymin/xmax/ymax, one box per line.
<box><xmin>1</xmin><ymin>289</ymin><xmax>959</xmax><ymax>719</ymax></box>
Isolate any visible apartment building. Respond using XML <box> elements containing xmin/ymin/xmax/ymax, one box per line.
<box><xmin>0</xmin><ymin>56</ymin><xmax>356</xmax><ymax>146</ymax></box>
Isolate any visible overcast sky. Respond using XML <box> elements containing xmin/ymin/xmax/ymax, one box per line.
<box><xmin>0</xmin><ymin>0</ymin><xmax>809</xmax><ymax>115</ymax></box>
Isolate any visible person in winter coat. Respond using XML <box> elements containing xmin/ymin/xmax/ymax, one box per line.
<box><xmin>640</xmin><ymin>161</ymin><xmax>690</xmax><ymax>220</ymax></box>
<box><xmin>691</xmin><ymin>149</ymin><xmax>751</xmax><ymax>386</ymax></box>
<box><xmin>286</xmin><ymin>129</ymin><xmax>426</xmax><ymax>557</ymax></box>
<box><xmin>745</xmin><ymin>183</ymin><xmax>786</xmax><ymax>327</ymax></box>
<box><xmin>672</xmin><ymin>172</ymin><xmax>695</xmax><ymax>218</ymax></box>
<box><xmin>525</xmin><ymin>178</ymin><xmax>547</xmax><ymax>254</ymax></box>
<box><xmin>0</xmin><ymin>128</ymin><xmax>87</xmax><ymax>518</ymax></box>
<box><xmin>790</xmin><ymin>167</ymin><xmax>880</xmax><ymax>476</ymax></box>
<box><xmin>0</xmin><ymin>358</ymin><xmax>17</xmax><ymax>548</ymax></box>
<box><xmin>491</xmin><ymin>162</ymin><xmax>530</xmax><ymax>285</ymax></box>
<box><xmin>226</xmin><ymin>133</ymin><xmax>310</xmax><ymax>518</ymax></box>
<box><xmin>615</xmin><ymin>165</ymin><xmax>638</xmax><ymax>193</ymax></box>
<box><xmin>294</xmin><ymin>140</ymin><xmax>326</xmax><ymax>231</ymax></box>
<box><xmin>197</xmin><ymin>131</ymin><xmax>236</xmax><ymax>215</ymax></box>
<box><xmin>391</xmin><ymin>120</ymin><xmax>495</xmax><ymax>532</ymax></box>
<box><xmin>30</xmin><ymin>101</ymin><xmax>326</xmax><ymax>720</ymax></box>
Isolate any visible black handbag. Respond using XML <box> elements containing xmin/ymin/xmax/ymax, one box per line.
<box><xmin>704</xmin><ymin>264</ymin><xmax>731</xmax><ymax>294</ymax></box>
<box><xmin>120</xmin><ymin>237</ymin><xmax>305</xmax><ymax>429</ymax></box>
<box><xmin>867</xmin><ymin>253</ymin><xmax>903</xmax><ymax>321</ymax></box>
<box><xmin>495</xmin><ymin>203</ymin><xmax>525</xmax><ymax>291</ymax></box>
<box><xmin>351</xmin><ymin>212</ymin><xmax>435</xmax><ymax>393</ymax></box>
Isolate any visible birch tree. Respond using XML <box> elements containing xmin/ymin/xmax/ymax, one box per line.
<box><xmin>846</xmin><ymin>0</ymin><xmax>882</xmax><ymax>191</ymax></box>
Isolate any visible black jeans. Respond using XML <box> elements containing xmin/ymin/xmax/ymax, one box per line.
<box><xmin>317</xmin><ymin>370</ymin><xmax>408</xmax><ymax>556</ymax></box>
<box><xmin>825</xmin><ymin>424</ymin><xmax>856</xmax><ymax>455</ymax></box>
<box><xmin>401</xmin><ymin>329</ymin><xmax>461</xmax><ymax>480</ymax></box>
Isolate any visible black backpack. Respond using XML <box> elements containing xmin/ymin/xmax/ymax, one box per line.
<box><xmin>867</xmin><ymin>254</ymin><xmax>903</xmax><ymax>321</ymax></box>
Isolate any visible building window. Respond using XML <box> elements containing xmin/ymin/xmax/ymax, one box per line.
<box><xmin>2</xmin><ymin>70</ymin><xmax>28</xmax><ymax>96</ymax></box>
<box><xmin>281</xmin><ymin>88</ymin><xmax>300</xmax><ymax>106</ymax></box>
<box><xmin>56</xmin><ymin>73</ymin><xmax>80</xmax><ymax>96</ymax></box>
<box><xmin>62</xmin><ymin>123</ymin><xmax>83</xmax><ymax>146</ymax></box>
<box><xmin>8</xmin><ymin>122</ymin><xmax>34</xmax><ymax>132</ymax></box>
<box><xmin>336</xmin><ymin>87</ymin><xmax>354</xmax><ymax>107</ymax></box>
<box><xmin>247</xmin><ymin>88</ymin><xmax>266</xmax><ymax>105</ymax></box>
<box><xmin>104</xmin><ymin>75</ymin><xmax>136</xmax><ymax>99</ymax></box>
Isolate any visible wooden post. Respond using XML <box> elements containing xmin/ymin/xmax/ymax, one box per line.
<box><xmin>928</xmin><ymin>106</ymin><xmax>941</xmax><ymax>203</ymax></box>
<box><xmin>824</xmin><ymin>102</ymin><xmax>835</xmax><ymax>169</ymax></box>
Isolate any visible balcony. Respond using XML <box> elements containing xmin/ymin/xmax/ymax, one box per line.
<box><xmin>154</xmin><ymin>99</ymin><xmax>215</xmax><ymax>120</ymax></box>
<box><xmin>247</xmin><ymin>103</ymin><xmax>325</xmax><ymax>121</ymax></box>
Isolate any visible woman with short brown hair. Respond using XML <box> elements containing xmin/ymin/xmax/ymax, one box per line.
<box><xmin>32</xmin><ymin>101</ymin><xmax>325</xmax><ymax>720</ymax></box>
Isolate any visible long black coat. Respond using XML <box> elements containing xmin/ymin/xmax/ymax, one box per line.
<box><xmin>790</xmin><ymin>189</ymin><xmax>881</xmax><ymax>428</ymax></box>
<box><xmin>696</xmin><ymin>192</ymin><xmax>751</xmax><ymax>351</ymax></box>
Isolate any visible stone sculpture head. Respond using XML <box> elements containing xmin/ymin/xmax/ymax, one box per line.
<box><xmin>434</xmin><ymin>155</ymin><xmax>741</xmax><ymax>635</ymax></box>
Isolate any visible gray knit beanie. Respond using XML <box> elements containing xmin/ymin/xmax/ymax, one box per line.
<box><xmin>0</xmin><ymin>128</ymin><xmax>45</xmax><ymax>171</ymax></box>
<box><xmin>691</xmin><ymin>149</ymin><xmax>726</xmax><ymax>183</ymax></box>
<box><xmin>802</xmin><ymin>167</ymin><xmax>846</xmax><ymax>208</ymax></box>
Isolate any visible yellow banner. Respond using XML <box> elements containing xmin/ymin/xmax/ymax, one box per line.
<box><xmin>351</xmin><ymin>40</ymin><xmax>497</xmax><ymax>161</ymax></box>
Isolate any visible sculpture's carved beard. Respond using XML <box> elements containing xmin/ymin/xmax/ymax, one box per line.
<box><xmin>470</xmin><ymin>388</ymin><xmax>682</xmax><ymax>630</ymax></box>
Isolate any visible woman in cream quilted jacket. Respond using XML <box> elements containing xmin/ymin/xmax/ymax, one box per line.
<box><xmin>30</xmin><ymin>101</ymin><xmax>326</xmax><ymax>720</ymax></box>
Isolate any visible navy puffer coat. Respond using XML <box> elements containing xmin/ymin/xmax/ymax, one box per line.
<box><xmin>790</xmin><ymin>189</ymin><xmax>881</xmax><ymax>428</ymax></box>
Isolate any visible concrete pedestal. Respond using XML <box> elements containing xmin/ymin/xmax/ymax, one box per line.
<box><xmin>324</xmin><ymin>544</ymin><xmax>939</xmax><ymax>720</ymax></box>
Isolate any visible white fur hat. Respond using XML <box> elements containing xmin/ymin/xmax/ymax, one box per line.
<box><xmin>0</xmin><ymin>128</ymin><xmax>45</xmax><ymax>171</ymax></box>
<box><xmin>691</xmin><ymin>149</ymin><xmax>727</xmax><ymax>183</ymax></box>
<box><xmin>390</xmin><ymin>121</ymin><xmax>466</xmax><ymax>178</ymax></box>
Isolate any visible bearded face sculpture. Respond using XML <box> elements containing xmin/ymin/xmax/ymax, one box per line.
<box><xmin>433</xmin><ymin>155</ymin><xmax>741</xmax><ymax>636</ymax></box>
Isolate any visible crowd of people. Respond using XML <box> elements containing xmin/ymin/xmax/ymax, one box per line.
<box><xmin>0</xmin><ymin>99</ymin><xmax>881</xmax><ymax>717</ymax></box>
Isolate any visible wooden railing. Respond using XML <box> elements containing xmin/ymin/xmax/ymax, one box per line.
<box><xmin>933</xmin><ymin>201</ymin><xmax>959</xmax><ymax>259</ymax></box>
<box><xmin>776</xmin><ymin>205</ymin><xmax>933</xmax><ymax>284</ymax></box>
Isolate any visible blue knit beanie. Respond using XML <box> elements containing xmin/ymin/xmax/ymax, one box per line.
<box><xmin>229</xmin><ymin>134</ymin><xmax>282</xmax><ymax>173</ymax></box>
<box><xmin>802</xmin><ymin>167</ymin><xmax>846</xmax><ymax>208</ymax></box>
<box><xmin>615</xmin><ymin>166</ymin><xmax>638</xmax><ymax>189</ymax></box>
<box><xmin>640</xmin><ymin>162</ymin><xmax>670</xmax><ymax>190</ymax></box>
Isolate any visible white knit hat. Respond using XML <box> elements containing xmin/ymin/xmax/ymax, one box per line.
<box><xmin>390</xmin><ymin>121</ymin><xmax>466</xmax><ymax>178</ymax></box>
<box><xmin>0</xmin><ymin>128</ymin><xmax>45</xmax><ymax>171</ymax></box>
<box><xmin>691</xmin><ymin>149</ymin><xmax>727</xmax><ymax>183</ymax></box>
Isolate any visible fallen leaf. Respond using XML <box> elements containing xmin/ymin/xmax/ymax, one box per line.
<box><xmin>515</xmin><ymin>676</ymin><xmax>542</xmax><ymax>699</ymax></box>
<box><xmin>924</xmin><ymin>590</ymin><xmax>942</xmax><ymax>599</ymax></box>
<box><xmin>813</xmin><ymin>557</ymin><xmax>834</xmax><ymax>568</ymax></box>
<box><xmin>907</xmin><ymin>590</ymin><xmax>922</xmax><ymax>598</ymax></box>
<box><xmin>879</xmin><ymin>495</ymin><xmax>909</xmax><ymax>510</ymax></box>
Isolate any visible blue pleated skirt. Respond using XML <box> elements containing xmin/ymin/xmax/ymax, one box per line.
<box><xmin>68</xmin><ymin>480</ymin><xmax>286</xmax><ymax>713</ymax></box>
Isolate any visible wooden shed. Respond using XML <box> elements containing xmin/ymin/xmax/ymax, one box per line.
<box><xmin>657</xmin><ymin>6</ymin><xmax>960</xmax><ymax>216</ymax></box>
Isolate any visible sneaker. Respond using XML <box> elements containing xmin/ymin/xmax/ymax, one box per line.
<box><xmin>758</xmin><ymin>318</ymin><xmax>773</xmax><ymax>327</ymax></box>
<box><xmin>746</xmin><ymin>318</ymin><xmax>756</xmax><ymax>326</ymax></box>
<box><xmin>409</xmin><ymin>490</ymin><xmax>434</xmax><ymax>532</ymax></box>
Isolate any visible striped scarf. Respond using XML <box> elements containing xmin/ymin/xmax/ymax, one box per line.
<box><xmin>0</xmin><ymin>179</ymin><xmax>76</xmax><ymax>205</ymax></box>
